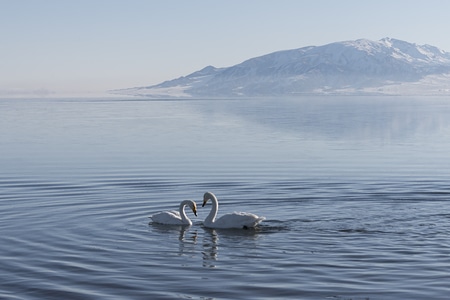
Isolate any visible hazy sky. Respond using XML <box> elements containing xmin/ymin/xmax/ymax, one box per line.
<box><xmin>2</xmin><ymin>0</ymin><xmax>450</xmax><ymax>96</ymax></box>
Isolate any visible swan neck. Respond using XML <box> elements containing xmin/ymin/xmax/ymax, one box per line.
<box><xmin>179</xmin><ymin>200</ymin><xmax>190</xmax><ymax>223</ymax></box>
<box><xmin>206</xmin><ymin>194</ymin><xmax>218</xmax><ymax>224</ymax></box>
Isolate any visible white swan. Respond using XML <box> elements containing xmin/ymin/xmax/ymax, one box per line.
<box><xmin>202</xmin><ymin>192</ymin><xmax>265</xmax><ymax>229</ymax></box>
<box><xmin>150</xmin><ymin>200</ymin><xmax>197</xmax><ymax>226</ymax></box>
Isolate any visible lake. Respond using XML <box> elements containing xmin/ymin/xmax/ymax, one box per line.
<box><xmin>1</xmin><ymin>96</ymin><xmax>450</xmax><ymax>299</ymax></box>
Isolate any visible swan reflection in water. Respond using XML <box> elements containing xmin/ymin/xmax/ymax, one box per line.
<box><xmin>150</xmin><ymin>223</ymin><xmax>198</xmax><ymax>257</ymax></box>
<box><xmin>150</xmin><ymin>221</ymin><xmax>264</xmax><ymax>268</ymax></box>
<box><xmin>178</xmin><ymin>227</ymin><xmax>198</xmax><ymax>257</ymax></box>
<box><xmin>202</xmin><ymin>228</ymin><xmax>219</xmax><ymax>268</ymax></box>
<box><xmin>201</xmin><ymin>226</ymin><xmax>263</xmax><ymax>268</ymax></box>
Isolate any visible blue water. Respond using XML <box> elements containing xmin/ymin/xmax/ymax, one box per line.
<box><xmin>1</xmin><ymin>97</ymin><xmax>450</xmax><ymax>299</ymax></box>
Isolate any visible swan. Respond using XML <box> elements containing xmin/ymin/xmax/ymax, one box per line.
<box><xmin>202</xmin><ymin>192</ymin><xmax>265</xmax><ymax>229</ymax></box>
<box><xmin>150</xmin><ymin>200</ymin><xmax>197</xmax><ymax>226</ymax></box>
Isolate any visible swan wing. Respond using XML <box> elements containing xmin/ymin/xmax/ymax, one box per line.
<box><xmin>150</xmin><ymin>211</ymin><xmax>185</xmax><ymax>225</ymax></box>
<box><xmin>212</xmin><ymin>212</ymin><xmax>265</xmax><ymax>229</ymax></box>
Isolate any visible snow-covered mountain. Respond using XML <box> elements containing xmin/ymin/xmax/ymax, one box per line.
<box><xmin>113</xmin><ymin>38</ymin><xmax>450</xmax><ymax>97</ymax></box>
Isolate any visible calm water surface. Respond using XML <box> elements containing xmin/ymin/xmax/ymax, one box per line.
<box><xmin>1</xmin><ymin>97</ymin><xmax>450</xmax><ymax>299</ymax></box>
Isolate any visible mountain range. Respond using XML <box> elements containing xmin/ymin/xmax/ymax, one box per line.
<box><xmin>113</xmin><ymin>38</ymin><xmax>450</xmax><ymax>97</ymax></box>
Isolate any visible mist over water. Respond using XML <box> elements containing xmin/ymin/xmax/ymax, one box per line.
<box><xmin>1</xmin><ymin>97</ymin><xmax>449</xmax><ymax>299</ymax></box>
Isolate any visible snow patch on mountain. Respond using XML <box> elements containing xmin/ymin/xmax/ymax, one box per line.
<box><xmin>113</xmin><ymin>38</ymin><xmax>450</xmax><ymax>98</ymax></box>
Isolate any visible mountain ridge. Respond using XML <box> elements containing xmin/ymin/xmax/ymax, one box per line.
<box><xmin>113</xmin><ymin>38</ymin><xmax>450</xmax><ymax>97</ymax></box>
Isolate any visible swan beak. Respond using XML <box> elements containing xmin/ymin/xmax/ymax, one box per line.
<box><xmin>192</xmin><ymin>204</ymin><xmax>197</xmax><ymax>217</ymax></box>
<box><xmin>202</xmin><ymin>199</ymin><xmax>207</xmax><ymax>207</ymax></box>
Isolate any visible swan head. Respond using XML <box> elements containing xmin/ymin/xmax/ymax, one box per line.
<box><xmin>190</xmin><ymin>202</ymin><xmax>198</xmax><ymax>217</ymax></box>
<box><xmin>202</xmin><ymin>192</ymin><xmax>215</xmax><ymax>207</ymax></box>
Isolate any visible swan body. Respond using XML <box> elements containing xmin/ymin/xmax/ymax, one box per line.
<box><xmin>150</xmin><ymin>200</ymin><xmax>197</xmax><ymax>226</ymax></box>
<box><xmin>202</xmin><ymin>192</ymin><xmax>265</xmax><ymax>229</ymax></box>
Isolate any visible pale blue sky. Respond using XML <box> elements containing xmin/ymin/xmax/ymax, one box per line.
<box><xmin>2</xmin><ymin>0</ymin><xmax>450</xmax><ymax>96</ymax></box>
